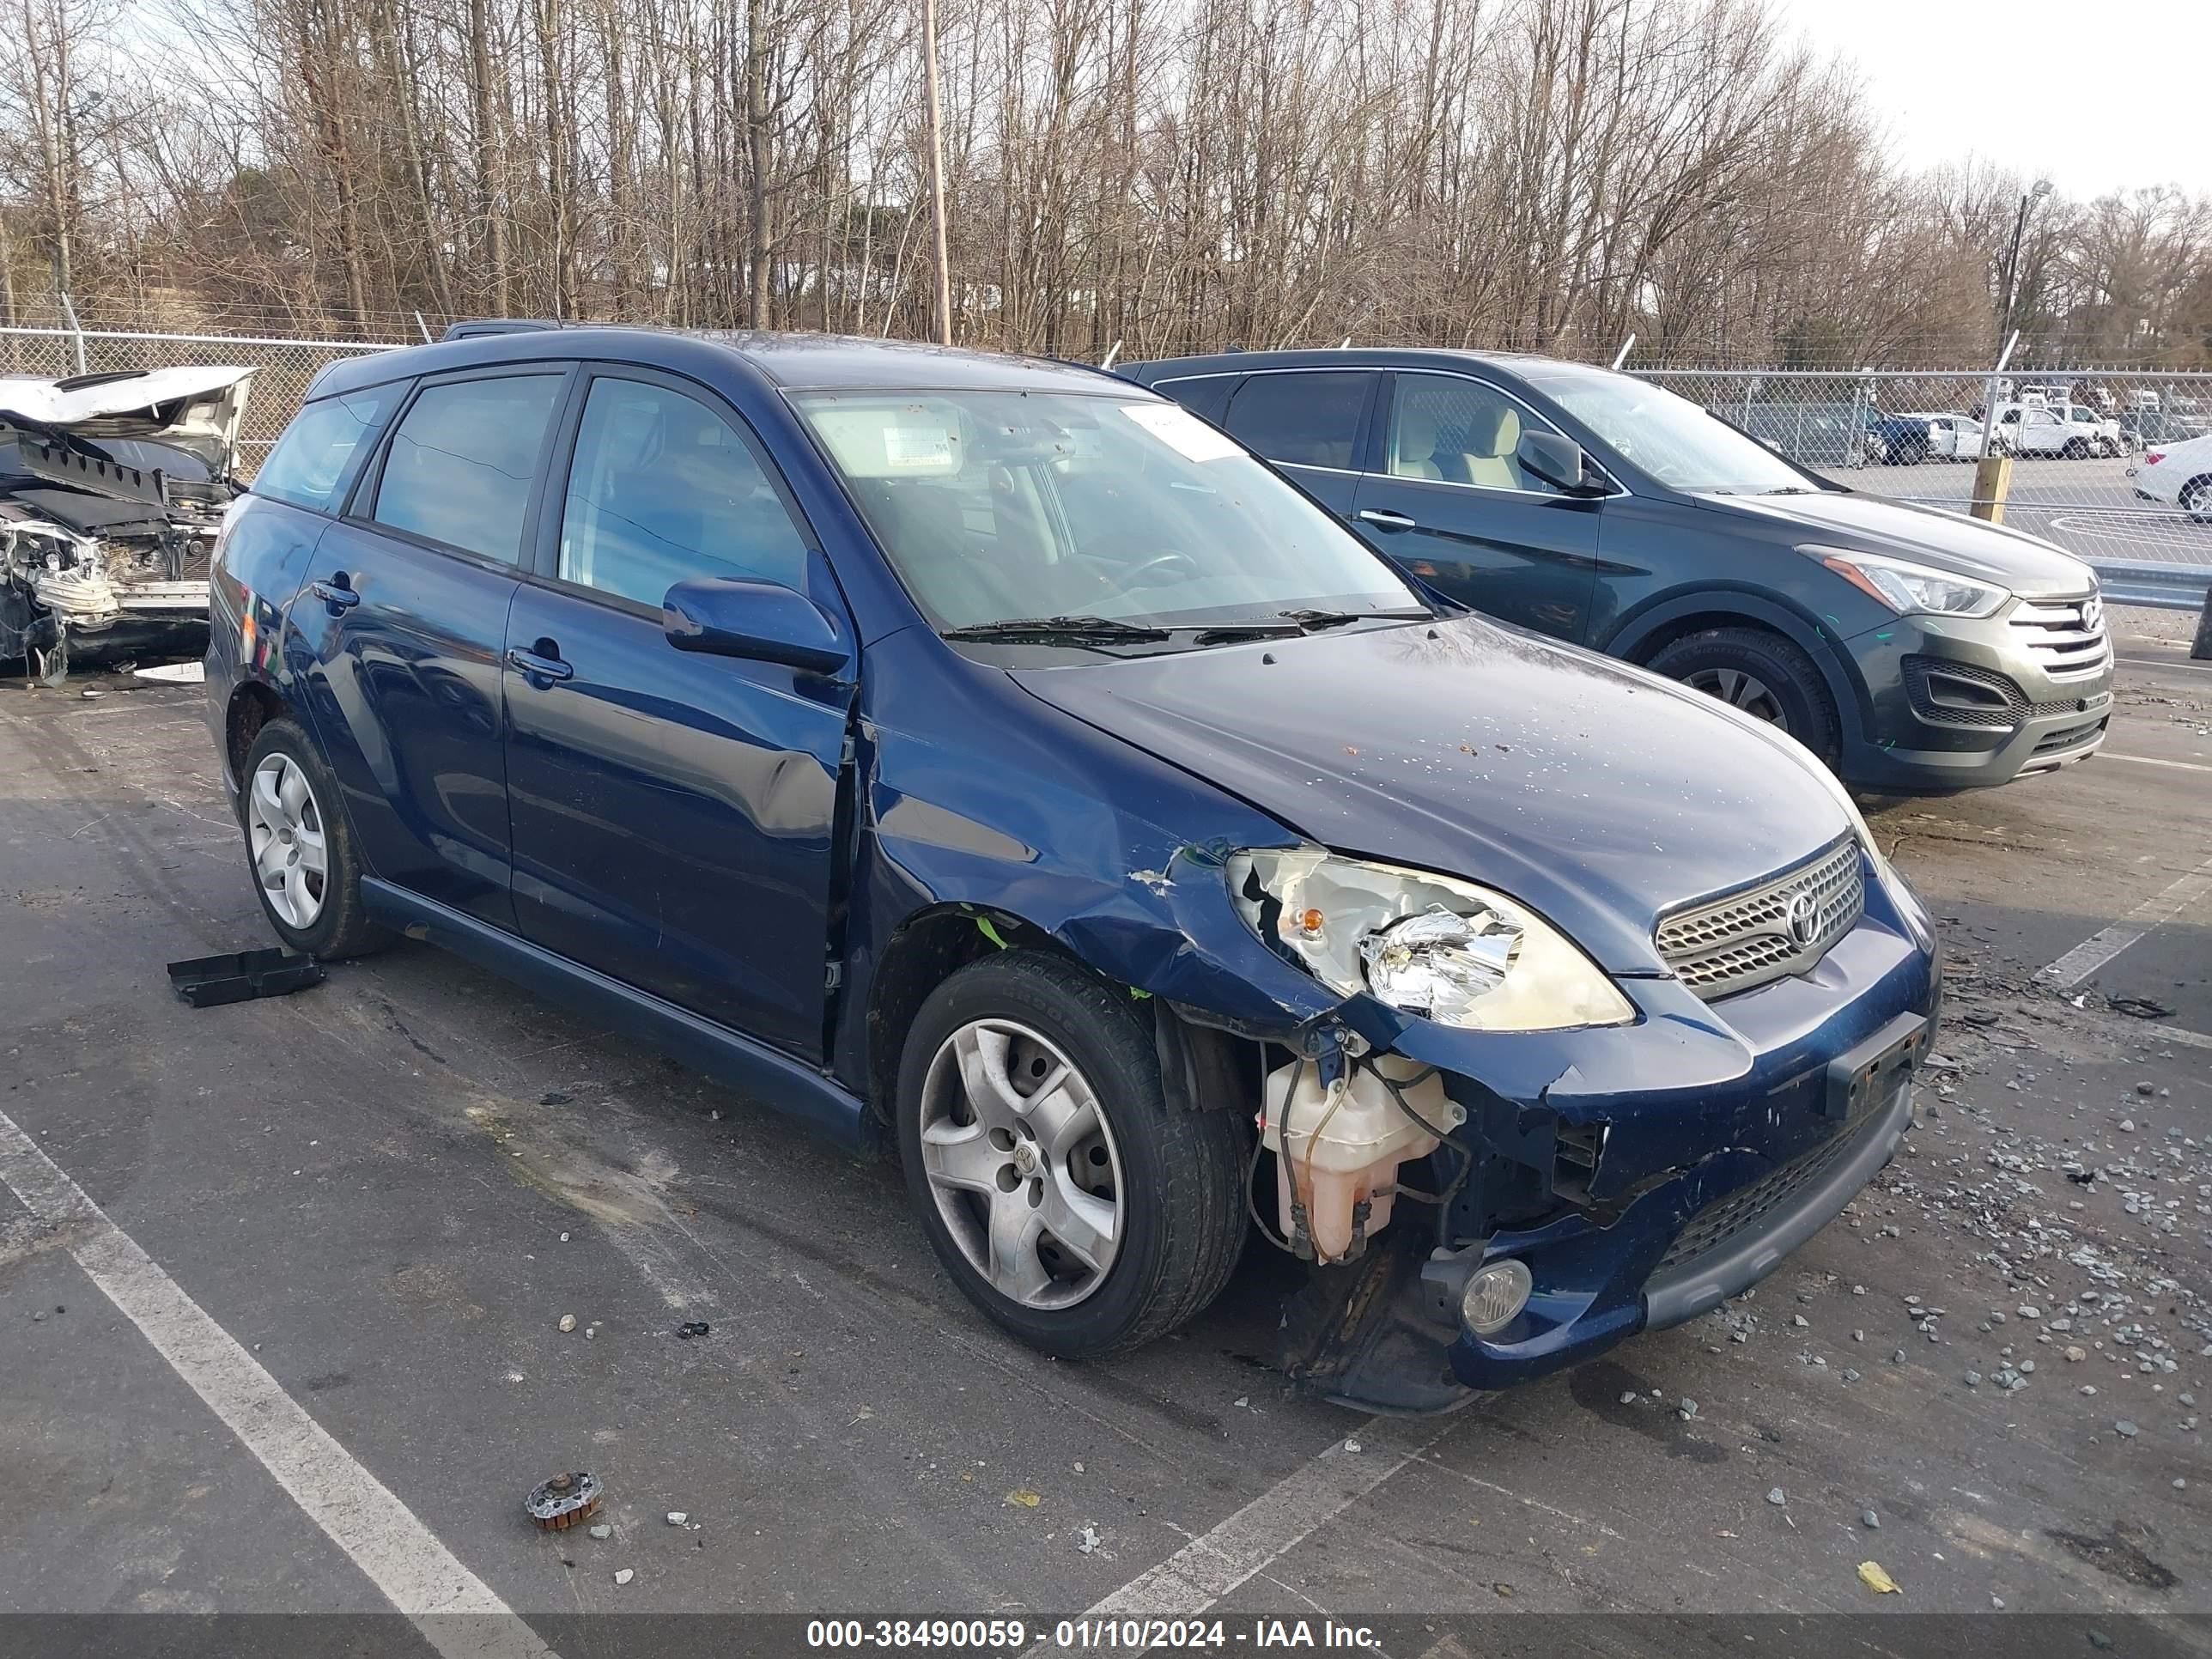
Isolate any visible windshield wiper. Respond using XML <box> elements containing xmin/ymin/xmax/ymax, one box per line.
<box><xmin>1188</xmin><ymin>608</ymin><xmax>1429</xmax><ymax>646</ymax></box>
<box><xmin>940</xmin><ymin>615</ymin><xmax>1173</xmax><ymax>644</ymax></box>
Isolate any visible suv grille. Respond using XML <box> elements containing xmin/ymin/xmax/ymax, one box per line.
<box><xmin>1655</xmin><ymin>839</ymin><xmax>1863</xmax><ymax>1000</ymax></box>
<box><xmin>2008</xmin><ymin>596</ymin><xmax>2109</xmax><ymax>680</ymax></box>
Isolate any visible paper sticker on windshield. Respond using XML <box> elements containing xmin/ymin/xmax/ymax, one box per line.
<box><xmin>1121</xmin><ymin>403</ymin><xmax>1242</xmax><ymax>462</ymax></box>
<box><xmin>884</xmin><ymin>425</ymin><xmax>956</xmax><ymax>471</ymax></box>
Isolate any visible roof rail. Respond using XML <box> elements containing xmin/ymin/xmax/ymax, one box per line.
<box><xmin>440</xmin><ymin>319</ymin><xmax>574</xmax><ymax>341</ymax></box>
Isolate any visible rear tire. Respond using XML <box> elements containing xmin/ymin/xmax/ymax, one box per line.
<box><xmin>239</xmin><ymin>717</ymin><xmax>390</xmax><ymax>959</ymax></box>
<box><xmin>1648</xmin><ymin>626</ymin><xmax>1839</xmax><ymax>761</ymax></box>
<box><xmin>896</xmin><ymin>950</ymin><xmax>1248</xmax><ymax>1357</ymax></box>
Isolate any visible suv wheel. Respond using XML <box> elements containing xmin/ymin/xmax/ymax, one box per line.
<box><xmin>1648</xmin><ymin>627</ymin><xmax>1839</xmax><ymax>758</ymax></box>
<box><xmin>896</xmin><ymin>950</ymin><xmax>1247</xmax><ymax>1357</ymax></box>
<box><xmin>2062</xmin><ymin>438</ymin><xmax>2090</xmax><ymax>459</ymax></box>
<box><xmin>240</xmin><ymin>717</ymin><xmax>389</xmax><ymax>958</ymax></box>
<box><xmin>2181</xmin><ymin>477</ymin><xmax>2212</xmax><ymax>523</ymax></box>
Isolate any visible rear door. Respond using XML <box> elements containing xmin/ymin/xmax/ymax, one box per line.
<box><xmin>1215</xmin><ymin>369</ymin><xmax>1379</xmax><ymax>517</ymax></box>
<box><xmin>501</xmin><ymin>367</ymin><xmax>854</xmax><ymax>1058</ymax></box>
<box><xmin>1347</xmin><ymin>370</ymin><xmax>1604</xmax><ymax>641</ymax></box>
<box><xmin>295</xmin><ymin>364</ymin><xmax>572</xmax><ymax>927</ymax></box>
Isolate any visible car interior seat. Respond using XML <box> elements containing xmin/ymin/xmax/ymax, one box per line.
<box><xmin>1463</xmin><ymin>405</ymin><xmax>1522</xmax><ymax>489</ymax></box>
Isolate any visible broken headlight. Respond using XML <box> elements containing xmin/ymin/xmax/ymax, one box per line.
<box><xmin>1229</xmin><ymin>850</ymin><xmax>1635</xmax><ymax>1032</ymax></box>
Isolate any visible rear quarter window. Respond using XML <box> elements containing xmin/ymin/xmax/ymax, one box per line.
<box><xmin>252</xmin><ymin>387</ymin><xmax>398</xmax><ymax>510</ymax></box>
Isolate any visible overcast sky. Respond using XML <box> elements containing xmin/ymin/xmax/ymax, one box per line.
<box><xmin>1767</xmin><ymin>0</ymin><xmax>2206</xmax><ymax>200</ymax></box>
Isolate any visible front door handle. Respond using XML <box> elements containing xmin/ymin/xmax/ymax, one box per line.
<box><xmin>1355</xmin><ymin>508</ymin><xmax>1418</xmax><ymax>532</ymax></box>
<box><xmin>505</xmin><ymin>646</ymin><xmax>574</xmax><ymax>683</ymax></box>
<box><xmin>309</xmin><ymin>578</ymin><xmax>360</xmax><ymax>611</ymax></box>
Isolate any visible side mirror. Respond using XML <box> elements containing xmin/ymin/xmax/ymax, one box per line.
<box><xmin>663</xmin><ymin>577</ymin><xmax>851</xmax><ymax>676</ymax></box>
<box><xmin>1516</xmin><ymin>429</ymin><xmax>1606</xmax><ymax>496</ymax></box>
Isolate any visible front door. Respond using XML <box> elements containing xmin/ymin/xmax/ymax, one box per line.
<box><xmin>1348</xmin><ymin>371</ymin><xmax>1604</xmax><ymax>641</ymax></box>
<box><xmin>295</xmin><ymin>367</ymin><xmax>572</xmax><ymax>927</ymax></box>
<box><xmin>502</xmin><ymin>368</ymin><xmax>854</xmax><ymax>1058</ymax></box>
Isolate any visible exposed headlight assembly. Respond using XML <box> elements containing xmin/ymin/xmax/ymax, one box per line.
<box><xmin>1229</xmin><ymin>850</ymin><xmax>1635</xmax><ymax>1032</ymax></box>
<box><xmin>1802</xmin><ymin>544</ymin><xmax>2008</xmax><ymax>618</ymax></box>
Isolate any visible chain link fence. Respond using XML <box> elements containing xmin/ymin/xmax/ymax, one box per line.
<box><xmin>1636</xmin><ymin>368</ymin><xmax>2212</xmax><ymax>608</ymax></box>
<box><xmin>3</xmin><ymin>319</ymin><xmax>2208</xmax><ymax>609</ymax></box>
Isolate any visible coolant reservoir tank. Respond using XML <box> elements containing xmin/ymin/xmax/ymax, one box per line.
<box><xmin>1261</xmin><ymin>1056</ymin><xmax>1464</xmax><ymax>1263</ymax></box>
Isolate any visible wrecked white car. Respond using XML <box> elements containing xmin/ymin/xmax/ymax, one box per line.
<box><xmin>0</xmin><ymin>365</ymin><xmax>253</xmax><ymax>681</ymax></box>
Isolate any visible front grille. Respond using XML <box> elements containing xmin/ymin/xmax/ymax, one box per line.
<box><xmin>1655</xmin><ymin>839</ymin><xmax>1863</xmax><ymax>1000</ymax></box>
<box><xmin>2008</xmin><ymin>596</ymin><xmax>2109</xmax><ymax>680</ymax></box>
<box><xmin>1653</xmin><ymin>1120</ymin><xmax>1860</xmax><ymax>1274</ymax></box>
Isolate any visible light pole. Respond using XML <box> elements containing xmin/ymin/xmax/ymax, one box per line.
<box><xmin>1998</xmin><ymin>178</ymin><xmax>2053</xmax><ymax>348</ymax></box>
<box><xmin>921</xmin><ymin>0</ymin><xmax>953</xmax><ymax>346</ymax></box>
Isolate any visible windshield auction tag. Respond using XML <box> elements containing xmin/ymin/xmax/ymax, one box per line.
<box><xmin>884</xmin><ymin>426</ymin><xmax>956</xmax><ymax>471</ymax></box>
<box><xmin>1120</xmin><ymin>403</ymin><xmax>1243</xmax><ymax>463</ymax></box>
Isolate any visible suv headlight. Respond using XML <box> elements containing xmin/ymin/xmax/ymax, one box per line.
<box><xmin>1802</xmin><ymin>545</ymin><xmax>2008</xmax><ymax>618</ymax></box>
<box><xmin>1228</xmin><ymin>850</ymin><xmax>1635</xmax><ymax>1031</ymax></box>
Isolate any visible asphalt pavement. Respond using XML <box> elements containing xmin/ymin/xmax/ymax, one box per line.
<box><xmin>2</xmin><ymin>617</ymin><xmax>2207</xmax><ymax>1648</ymax></box>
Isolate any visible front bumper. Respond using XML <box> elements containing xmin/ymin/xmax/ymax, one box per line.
<box><xmin>1285</xmin><ymin>858</ymin><xmax>1939</xmax><ymax>1414</ymax></box>
<box><xmin>1832</xmin><ymin>605</ymin><xmax>2112</xmax><ymax>793</ymax></box>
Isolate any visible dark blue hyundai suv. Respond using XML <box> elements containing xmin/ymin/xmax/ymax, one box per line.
<box><xmin>204</xmin><ymin>326</ymin><xmax>1938</xmax><ymax>1411</ymax></box>
<box><xmin>1122</xmin><ymin>349</ymin><xmax>2113</xmax><ymax>793</ymax></box>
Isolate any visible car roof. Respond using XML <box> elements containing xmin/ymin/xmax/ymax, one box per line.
<box><xmin>1118</xmin><ymin>346</ymin><xmax>1573</xmax><ymax>383</ymax></box>
<box><xmin>307</xmin><ymin>325</ymin><xmax>1136</xmax><ymax>403</ymax></box>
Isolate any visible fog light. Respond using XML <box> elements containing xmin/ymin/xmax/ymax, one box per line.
<box><xmin>1460</xmin><ymin>1259</ymin><xmax>1532</xmax><ymax>1337</ymax></box>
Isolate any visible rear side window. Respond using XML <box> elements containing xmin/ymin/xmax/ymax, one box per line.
<box><xmin>252</xmin><ymin>389</ymin><xmax>394</xmax><ymax>509</ymax></box>
<box><xmin>1223</xmin><ymin>371</ymin><xmax>1374</xmax><ymax>469</ymax></box>
<box><xmin>372</xmin><ymin>374</ymin><xmax>564</xmax><ymax>562</ymax></box>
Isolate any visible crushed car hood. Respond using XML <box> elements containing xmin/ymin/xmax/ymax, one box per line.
<box><xmin>1010</xmin><ymin>616</ymin><xmax>1852</xmax><ymax>975</ymax></box>
<box><xmin>1699</xmin><ymin>490</ymin><xmax>2094</xmax><ymax>597</ymax></box>
<box><xmin>0</xmin><ymin>366</ymin><xmax>256</xmax><ymax>477</ymax></box>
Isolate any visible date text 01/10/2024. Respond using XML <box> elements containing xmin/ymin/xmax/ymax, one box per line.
<box><xmin>803</xmin><ymin>1620</ymin><xmax>1382</xmax><ymax>1650</ymax></box>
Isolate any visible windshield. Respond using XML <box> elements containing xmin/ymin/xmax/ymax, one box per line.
<box><xmin>791</xmin><ymin>389</ymin><xmax>1424</xmax><ymax>631</ymax></box>
<box><xmin>1524</xmin><ymin>369</ymin><xmax>1819</xmax><ymax>494</ymax></box>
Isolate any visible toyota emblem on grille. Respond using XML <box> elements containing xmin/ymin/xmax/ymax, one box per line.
<box><xmin>1784</xmin><ymin>890</ymin><xmax>1820</xmax><ymax>948</ymax></box>
<box><xmin>2081</xmin><ymin>592</ymin><xmax>2104</xmax><ymax>632</ymax></box>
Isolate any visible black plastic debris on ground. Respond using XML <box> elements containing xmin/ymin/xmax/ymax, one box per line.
<box><xmin>167</xmin><ymin>948</ymin><xmax>325</xmax><ymax>1009</ymax></box>
<box><xmin>2106</xmin><ymin>994</ymin><xmax>2177</xmax><ymax>1020</ymax></box>
<box><xmin>677</xmin><ymin>1322</ymin><xmax>711</xmax><ymax>1340</ymax></box>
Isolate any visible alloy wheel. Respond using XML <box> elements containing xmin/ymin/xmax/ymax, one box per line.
<box><xmin>1685</xmin><ymin>666</ymin><xmax>1789</xmax><ymax>730</ymax></box>
<box><xmin>916</xmin><ymin>1018</ymin><xmax>1125</xmax><ymax>1310</ymax></box>
<box><xmin>247</xmin><ymin>752</ymin><xmax>330</xmax><ymax>929</ymax></box>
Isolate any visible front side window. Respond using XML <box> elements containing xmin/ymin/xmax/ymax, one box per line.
<box><xmin>793</xmin><ymin>390</ymin><xmax>1423</xmax><ymax>632</ymax></box>
<box><xmin>254</xmin><ymin>388</ymin><xmax>394</xmax><ymax>509</ymax></box>
<box><xmin>557</xmin><ymin>378</ymin><xmax>809</xmax><ymax>608</ymax></box>
<box><xmin>1221</xmin><ymin>371</ymin><xmax>1374</xmax><ymax>469</ymax></box>
<box><xmin>372</xmin><ymin>374</ymin><xmax>563</xmax><ymax>562</ymax></box>
<box><xmin>1525</xmin><ymin>368</ymin><xmax>1820</xmax><ymax>494</ymax></box>
<box><xmin>1386</xmin><ymin>374</ymin><xmax>1563</xmax><ymax>493</ymax></box>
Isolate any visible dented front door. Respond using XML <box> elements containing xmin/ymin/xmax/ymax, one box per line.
<box><xmin>500</xmin><ymin>368</ymin><xmax>854</xmax><ymax>1060</ymax></box>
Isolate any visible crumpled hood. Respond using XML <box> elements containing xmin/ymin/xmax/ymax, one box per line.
<box><xmin>1011</xmin><ymin>617</ymin><xmax>1852</xmax><ymax>975</ymax></box>
<box><xmin>1702</xmin><ymin>490</ymin><xmax>2094</xmax><ymax>597</ymax></box>
<box><xmin>0</xmin><ymin>366</ymin><xmax>256</xmax><ymax>477</ymax></box>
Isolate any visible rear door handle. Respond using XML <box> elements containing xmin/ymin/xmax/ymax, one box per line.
<box><xmin>505</xmin><ymin>646</ymin><xmax>573</xmax><ymax>683</ymax></box>
<box><xmin>1355</xmin><ymin>508</ymin><xmax>1418</xmax><ymax>532</ymax></box>
<box><xmin>309</xmin><ymin>579</ymin><xmax>360</xmax><ymax>611</ymax></box>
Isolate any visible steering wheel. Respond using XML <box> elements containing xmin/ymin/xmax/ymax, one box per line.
<box><xmin>1092</xmin><ymin>550</ymin><xmax>1200</xmax><ymax>605</ymax></box>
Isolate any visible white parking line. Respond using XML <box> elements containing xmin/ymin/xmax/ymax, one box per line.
<box><xmin>2100</xmin><ymin>753</ymin><xmax>2212</xmax><ymax>775</ymax></box>
<box><xmin>2117</xmin><ymin>657</ymin><xmax>2212</xmax><ymax>675</ymax></box>
<box><xmin>0</xmin><ymin>1105</ymin><xmax>556</xmax><ymax>1657</ymax></box>
<box><xmin>2038</xmin><ymin>854</ymin><xmax>2212</xmax><ymax>989</ymax></box>
<box><xmin>1058</xmin><ymin>1418</ymin><xmax>1449</xmax><ymax>1629</ymax></box>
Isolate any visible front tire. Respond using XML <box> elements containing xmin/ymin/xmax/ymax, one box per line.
<box><xmin>1648</xmin><ymin>626</ymin><xmax>1839</xmax><ymax>760</ymax></box>
<box><xmin>896</xmin><ymin>950</ymin><xmax>1248</xmax><ymax>1357</ymax></box>
<box><xmin>2181</xmin><ymin>477</ymin><xmax>2212</xmax><ymax>524</ymax></box>
<box><xmin>239</xmin><ymin>717</ymin><xmax>389</xmax><ymax>959</ymax></box>
<box><xmin>2063</xmin><ymin>438</ymin><xmax>2090</xmax><ymax>459</ymax></box>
